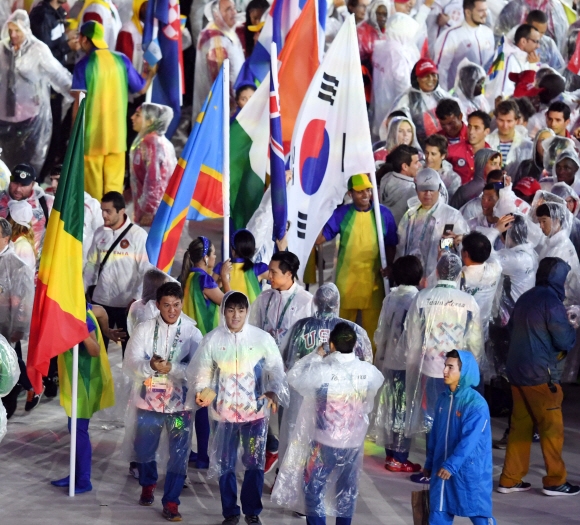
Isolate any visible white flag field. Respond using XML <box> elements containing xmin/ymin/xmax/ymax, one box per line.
<box><xmin>287</xmin><ymin>14</ymin><xmax>375</xmax><ymax>279</ymax></box>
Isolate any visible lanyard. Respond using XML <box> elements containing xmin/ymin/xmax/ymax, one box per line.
<box><xmin>153</xmin><ymin>318</ymin><xmax>182</xmax><ymax>363</ymax></box>
<box><xmin>265</xmin><ymin>289</ymin><xmax>298</xmax><ymax>332</ymax></box>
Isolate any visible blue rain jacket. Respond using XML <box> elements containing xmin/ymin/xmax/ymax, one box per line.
<box><xmin>506</xmin><ymin>258</ymin><xmax>576</xmax><ymax>387</ymax></box>
<box><xmin>425</xmin><ymin>351</ymin><xmax>493</xmax><ymax>518</ymax></box>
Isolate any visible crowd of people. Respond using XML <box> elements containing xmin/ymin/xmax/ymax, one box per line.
<box><xmin>2</xmin><ymin>0</ymin><xmax>580</xmax><ymax>523</ymax></box>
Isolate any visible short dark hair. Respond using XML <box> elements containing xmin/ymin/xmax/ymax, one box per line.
<box><xmin>514</xmin><ymin>97</ymin><xmax>536</xmax><ymax>123</ymax></box>
<box><xmin>50</xmin><ymin>164</ymin><xmax>63</xmax><ymax>177</ymax></box>
<box><xmin>235</xmin><ymin>84</ymin><xmax>256</xmax><ymax>101</ymax></box>
<box><xmin>495</xmin><ymin>99</ymin><xmax>520</xmax><ymax>119</ymax></box>
<box><xmin>156</xmin><ymin>282</ymin><xmax>184</xmax><ymax>303</ymax></box>
<box><xmin>548</xmin><ymin>101</ymin><xmax>571</xmax><ymax>121</ymax></box>
<box><xmin>424</xmin><ymin>134</ymin><xmax>449</xmax><ymax>156</ymax></box>
<box><xmin>445</xmin><ymin>349</ymin><xmax>462</xmax><ymax>370</ymax></box>
<box><xmin>224</xmin><ymin>291</ymin><xmax>249</xmax><ymax>310</ymax></box>
<box><xmin>435</xmin><ymin>98</ymin><xmax>462</xmax><ymax>120</ymax></box>
<box><xmin>101</xmin><ymin>191</ymin><xmax>126</xmax><ymax>212</ymax></box>
<box><xmin>486</xmin><ymin>169</ymin><xmax>504</xmax><ymax>183</ymax></box>
<box><xmin>467</xmin><ymin>110</ymin><xmax>491</xmax><ymax>130</ymax></box>
<box><xmin>463</xmin><ymin>0</ymin><xmax>485</xmax><ymax>11</ymax></box>
<box><xmin>526</xmin><ymin>9</ymin><xmax>547</xmax><ymax>24</ymax></box>
<box><xmin>536</xmin><ymin>203</ymin><xmax>551</xmax><ymax>218</ymax></box>
<box><xmin>387</xmin><ymin>144</ymin><xmax>419</xmax><ymax>173</ymax></box>
<box><xmin>271</xmin><ymin>251</ymin><xmax>300</xmax><ymax>280</ymax></box>
<box><xmin>392</xmin><ymin>255</ymin><xmax>423</xmax><ymax>286</ymax></box>
<box><xmin>515</xmin><ymin>24</ymin><xmax>538</xmax><ymax>44</ymax></box>
<box><xmin>462</xmin><ymin>231</ymin><xmax>491</xmax><ymax>263</ymax></box>
<box><xmin>329</xmin><ymin>322</ymin><xmax>357</xmax><ymax>354</ymax></box>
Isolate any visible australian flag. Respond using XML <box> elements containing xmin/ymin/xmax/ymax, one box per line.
<box><xmin>142</xmin><ymin>0</ymin><xmax>184</xmax><ymax>139</ymax></box>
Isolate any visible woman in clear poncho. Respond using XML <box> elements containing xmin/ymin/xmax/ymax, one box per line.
<box><xmin>514</xmin><ymin>128</ymin><xmax>554</xmax><ymax>183</ymax></box>
<box><xmin>357</xmin><ymin>0</ymin><xmax>389</xmax><ymax>66</ymax></box>
<box><xmin>129</xmin><ymin>103</ymin><xmax>177</xmax><ymax>227</ymax></box>
<box><xmin>551</xmin><ymin>182</ymin><xmax>580</xmax><ymax>260</ymax></box>
<box><xmin>370</xmin><ymin>13</ymin><xmax>420</xmax><ymax>139</ymax></box>
<box><xmin>374</xmin><ymin>115</ymin><xmax>422</xmax><ymax>164</ymax></box>
<box><xmin>0</xmin><ymin>10</ymin><xmax>72</xmax><ymax>175</ymax></box>
<box><xmin>452</xmin><ymin>58</ymin><xmax>490</xmax><ymax>116</ymax></box>
<box><xmin>0</xmin><ymin>336</ymin><xmax>19</xmax><ymax>443</ymax></box>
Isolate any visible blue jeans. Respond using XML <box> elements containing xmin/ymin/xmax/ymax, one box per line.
<box><xmin>194</xmin><ymin>407</ymin><xmax>210</xmax><ymax>465</ymax></box>
<box><xmin>67</xmin><ymin>417</ymin><xmax>91</xmax><ymax>486</ymax></box>
<box><xmin>304</xmin><ymin>442</ymin><xmax>360</xmax><ymax>520</ymax></box>
<box><xmin>430</xmin><ymin>511</ymin><xmax>496</xmax><ymax>525</ymax></box>
<box><xmin>134</xmin><ymin>409</ymin><xmax>191</xmax><ymax>506</ymax></box>
<box><xmin>218</xmin><ymin>418</ymin><xmax>267</xmax><ymax>517</ymax></box>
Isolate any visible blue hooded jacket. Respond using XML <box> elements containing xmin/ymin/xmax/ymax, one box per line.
<box><xmin>425</xmin><ymin>350</ymin><xmax>493</xmax><ymax>518</ymax></box>
<box><xmin>507</xmin><ymin>258</ymin><xmax>576</xmax><ymax>387</ymax></box>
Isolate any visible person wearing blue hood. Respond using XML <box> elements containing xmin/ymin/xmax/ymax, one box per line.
<box><xmin>498</xmin><ymin>257</ymin><xmax>580</xmax><ymax>497</ymax></box>
<box><xmin>423</xmin><ymin>349</ymin><xmax>496</xmax><ymax>525</ymax></box>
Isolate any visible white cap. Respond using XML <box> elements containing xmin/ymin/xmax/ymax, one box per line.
<box><xmin>8</xmin><ymin>199</ymin><xmax>33</xmax><ymax>228</ymax></box>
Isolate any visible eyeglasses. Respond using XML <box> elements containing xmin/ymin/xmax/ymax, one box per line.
<box><xmin>527</xmin><ymin>38</ymin><xmax>540</xmax><ymax>44</ymax></box>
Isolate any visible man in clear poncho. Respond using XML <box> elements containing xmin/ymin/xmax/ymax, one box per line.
<box><xmin>372</xmin><ymin>255</ymin><xmax>423</xmax><ymax>473</ymax></box>
<box><xmin>495</xmin><ymin>0</ymin><xmax>568</xmax><ymax>50</ymax></box>
<box><xmin>271</xmin><ymin>322</ymin><xmax>384</xmax><ymax>525</ymax></box>
<box><xmin>193</xmin><ymin>0</ymin><xmax>244</xmax><ymax>117</ymax></box>
<box><xmin>401</xmin><ymin>253</ymin><xmax>484</xmax><ymax>483</ymax></box>
<box><xmin>370</xmin><ymin>13</ymin><xmax>420</xmax><ymax>139</ymax></box>
<box><xmin>129</xmin><ymin>103</ymin><xmax>177</xmax><ymax>227</ymax></box>
<box><xmin>356</xmin><ymin>0</ymin><xmax>388</xmax><ymax>67</ymax></box>
<box><xmin>122</xmin><ymin>282</ymin><xmax>203</xmax><ymax>522</ymax></box>
<box><xmin>0</xmin><ymin>335</ymin><xmax>19</xmax><ymax>443</ymax></box>
<box><xmin>0</xmin><ymin>9</ymin><xmax>72</xmax><ymax>175</ymax></box>
<box><xmin>187</xmin><ymin>291</ymin><xmax>288</xmax><ymax>525</ymax></box>
<box><xmin>396</xmin><ymin>168</ymin><xmax>469</xmax><ymax>284</ymax></box>
<box><xmin>280</xmin><ymin>283</ymin><xmax>373</xmax><ymax>370</ymax></box>
<box><xmin>452</xmin><ymin>59</ymin><xmax>490</xmax><ymax>116</ymax></box>
<box><xmin>541</xmin><ymin>148</ymin><xmax>580</xmax><ymax>197</ymax></box>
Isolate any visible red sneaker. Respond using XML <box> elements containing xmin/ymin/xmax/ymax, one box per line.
<box><xmin>385</xmin><ymin>459</ymin><xmax>422</xmax><ymax>473</ymax></box>
<box><xmin>139</xmin><ymin>484</ymin><xmax>156</xmax><ymax>506</ymax></box>
<box><xmin>264</xmin><ymin>451</ymin><xmax>279</xmax><ymax>474</ymax></box>
<box><xmin>162</xmin><ymin>502</ymin><xmax>182</xmax><ymax>521</ymax></box>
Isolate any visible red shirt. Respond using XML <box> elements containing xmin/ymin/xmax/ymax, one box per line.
<box><xmin>437</xmin><ymin>126</ymin><xmax>490</xmax><ymax>185</ymax></box>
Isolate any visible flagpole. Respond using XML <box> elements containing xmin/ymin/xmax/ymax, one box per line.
<box><xmin>223</xmin><ymin>59</ymin><xmax>230</xmax><ymax>260</ymax></box>
<box><xmin>68</xmin><ymin>343</ymin><xmax>79</xmax><ymax>497</ymax></box>
<box><xmin>369</xmin><ymin>170</ymin><xmax>390</xmax><ymax>295</ymax></box>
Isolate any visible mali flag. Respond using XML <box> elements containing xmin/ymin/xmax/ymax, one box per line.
<box><xmin>27</xmin><ymin>100</ymin><xmax>90</xmax><ymax>394</ymax></box>
<box><xmin>146</xmin><ymin>66</ymin><xmax>225</xmax><ymax>273</ymax></box>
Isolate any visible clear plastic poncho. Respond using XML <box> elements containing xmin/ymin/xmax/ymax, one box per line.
<box><xmin>129</xmin><ymin>103</ymin><xmax>177</xmax><ymax>224</ymax></box>
<box><xmin>271</xmin><ymin>350</ymin><xmax>384</xmax><ymax>518</ymax></box>
<box><xmin>542</xmin><ymin>137</ymin><xmax>577</xmax><ymax>173</ymax></box>
<box><xmin>185</xmin><ymin>291</ymin><xmax>289</xmax><ymax>478</ymax></box>
<box><xmin>0</xmin><ymin>10</ymin><xmax>72</xmax><ymax>174</ymax></box>
<box><xmin>280</xmin><ymin>283</ymin><xmax>373</xmax><ymax>369</ymax></box>
<box><xmin>0</xmin><ymin>244</ymin><xmax>34</xmax><ymax>340</ymax></box>
<box><xmin>357</xmin><ymin>0</ymin><xmax>389</xmax><ymax>65</ymax></box>
<box><xmin>370</xmin><ymin>284</ymin><xmax>419</xmax><ymax>447</ymax></box>
<box><xmin>0</xmin><ymin>158</ymin><xmax>9</xmax><ymax>194</ymax></box>
<box><xmin>402</xmin><ymin>253</ymin><xmax>484</xmax><ymax>436</ymax></box>
<box><xmin>378</xmin><ymin>115</ymin><xmax>422</xmax><ymax>150</ymax></box>
<box><xmin>453</xmin><ymin>59</ymin><xmax>490</xmax><ymax>116</ymax></box>
<box><xmin>370</xmin><ymin>13</ymin><xmax>420</xmax><ymax>139</ymax></box>
<box><xmin>0</xmin><ymin>335</ymin><xmax>18</xmax><ymax>443</ymax></box>
<box><xmin>547</xmin><ymin>149</ymin><xmax>580</xmax><ymax>197</ymax></box>
<box><xmin>121</xmin><ymin>312</ymin><xmax>203</xmax><ymax>469</ymax></box>
<box><xmin>495</xmin><ymin>0</ymin><xmax>568</xmax><ymax>49</ymax></box>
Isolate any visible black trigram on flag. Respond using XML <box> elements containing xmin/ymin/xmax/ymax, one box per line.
<box><xmin>318</xmin><ymin>73</ymin><xmax>339</xmax><ymax>106</ymax></box>
<box><xmin>297</xmin><ymin>211</ymin><xmax>308</xmax><ymax>239</ymax></box>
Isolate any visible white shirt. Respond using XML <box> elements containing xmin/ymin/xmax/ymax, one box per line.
<box><xmin>83</xmin><ymin>192</ymin><xmax>103</xmax><ymax>263</ymax></box>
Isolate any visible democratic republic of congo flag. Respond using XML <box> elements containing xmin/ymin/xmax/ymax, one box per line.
<box><xmin>27</xmin><ymin>99</ymin><xmax>90</xmax><ymax>394</ymax></box>
<box><xmin>146</xmin><ymin>66</ymin><xmax>225</xmax><ymax>273</ymax></box>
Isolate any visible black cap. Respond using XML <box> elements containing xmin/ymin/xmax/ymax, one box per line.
<box><xmin>11</xmin><ymin>164</ymin><xmax>36</xmax><ymax>185</ymax></box>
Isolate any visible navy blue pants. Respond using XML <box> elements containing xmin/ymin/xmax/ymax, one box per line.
<box><xmin>134</xmin><ymin>409</ymin><xmax>191</xmax><ymax>506</ymax></box>
<box><xmin>218</xmin><ymin>418</ymin><xmax>267</xmax><ymax>517</ymax></box>
<box><xmin>68</xmin><ymin>417</ymin><xmax>91</xmax><ymax>487</ymax></box>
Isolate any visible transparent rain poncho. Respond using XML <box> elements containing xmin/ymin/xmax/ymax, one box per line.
<box><xmin>370</xmin><ymin>284</ymin><xmax>419</xmax><ymax>448</ymax></box>
<box><xmin>357</xmin><ymin>0</ymin><xmax>389</xmax><ymax>65</ymax></box>
<box><xmin>529</xmin><ymin>190</ymin><xmax>580</xmax><ymax>305</ymax></box>
<box><xmin>185</xmin><ymin>291</ymin><xmax>289</xmax><ymax>478</ymax></box>
<box><xmin>370</xmin><ymin>13</ymin><xmax>420</xmax><ymax>139</ymax></box>
<box><xmin>542</xmin><ymin>137</ymin><xmax>577</xmax><ymax>173</ymax></box>
<box><xmin>402</xmin><ymin>253</ymin><xmax>484</xmax><ymax>436</ymax></box>
<box><xmin>0</xmin><ymin>244</ymin><xmax>34</xmax><ymax>340</ymax></box>
<box><xmin>271</xmin><ymin>349</ymin><xmax>384</xmax><ymax>518</ymax></box>
<box><xmin>453</xmin><ymin>59</ymin><xmax>490</xmax><ymax>116</ymax></box>
<box><xmin>280</xmin><ymin>283</ymin><xmax>373</xmax><ymax>370</ymax></box>
<box><xmin>0</xmin><ymin>335</ymin><xmax>18</xmax><ymax>443</ymax></box>
<box><xmin>378</xmin><ymin>115</ymin><xmax>423</xmax><ymax>150</ymax></box>
<box><xmin>0</xmin><ymin>10</ymin><xmax>72</xmax><ymax>174</ymax></box>
<box><xmin>551</xmin><ymin>182</ymin><xmax>580</xmax><ymax>260</ymax></box>
<box><xmin>0</xmin><ymin>158</ymin><xmax>9</xmax><ymax>194</ymax></box>
<box><xmin>121</xmin><ymin>312</ymin><xmax>203</xmax><ymax>470</ymax></box>
<box><xmin>546</xmin><ymin>149</ymin><xmax>580</xmax><ymax>196</ymax></box>
<box><xmin>129</xmin><ymin>103</ymin><xmax>177</xmax><ymax>225</ymax></box>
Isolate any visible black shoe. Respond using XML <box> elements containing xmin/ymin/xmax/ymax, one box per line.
<box><xmin>2</xmin><ymin>384</ymin><xmax>21</xmax><ymax>419</ymax></box>
<box><xmin>244</xmin><ymin>517</ymin><xmax>262</xmax><ymax>524</ymax></box>
<box><xmin>542</xmin><ymin>482</ymin><xmax>580</xmax><ymax>496</ymax></box>
<box><xmin>24</xmin><ymin>389</ymin><xmax>43</xmax><ymax>412</ymax></box>
<box><xmin>497</xmin><ymin>481</ymin><xmax>531</xmax><ymax>494</ymax></box>
<box><xmin>222</xmin><ymin>516</ymin><xmax>240</xmax><ymax>525</ymax></box>
<box><xmin>43</xmin><ymin>377</ymin><xmax>58</xmax><ymax>398</ymax></box>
